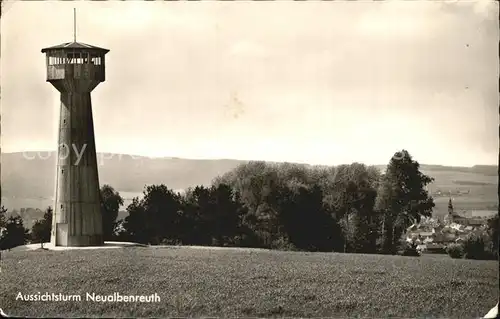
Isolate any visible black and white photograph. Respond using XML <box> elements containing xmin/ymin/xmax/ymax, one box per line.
<box><xmin>0</xmin><ymin>0</ymin><xmax>498</xmax><ymax>317</ymax></box>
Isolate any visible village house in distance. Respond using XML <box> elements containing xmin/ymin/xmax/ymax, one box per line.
<box><xmin>406</xmin><ymin>198</ymin><xmax>493</xmax><ymax>253</ymax></box>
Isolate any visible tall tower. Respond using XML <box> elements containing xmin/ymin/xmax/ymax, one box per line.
<box><xmin>447</xmin><ymin>197</ymin><xmax>454</xmax><ymax>215</ymax></box>
<box><xmin>41</xmin><ymin>13</ymin><xmax>109</xmax><ymax>246</ymax></box>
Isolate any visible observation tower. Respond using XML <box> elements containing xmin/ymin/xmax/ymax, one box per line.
<box><xmin>41</xmin><ymin>10</ymin><xmax>109</xmax><ymax>246</ymax></box>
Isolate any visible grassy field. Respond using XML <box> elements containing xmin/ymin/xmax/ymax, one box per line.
<box><xmin>0</xmin><ymin>246</ymin><xmax>498</xmax><ymax>318</ymax></box>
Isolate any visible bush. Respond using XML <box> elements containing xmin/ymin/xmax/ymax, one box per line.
<box><xmin>161</xmin><ymin>238</ymin><xmax>182</xmax><ymax>246</ymax></box>
<box><xmin>481</xmin><ymin>250</ymin><xmax>498</xmax><ymax>261</ymax></box>
<box><xmin>401</xmin><ymin>242</ymin><xmax>420</xmax><ymax>257</ymax></box>
<box><xmin>446</xmin><ymin>243</ymin><xmax>464</xmax><ymax>259</ymax></box>
<box><xmin>271</xmin><ymin>236</ymin><xmax>297</xmax><ymax>251</ymax></box>
<box><xmin>462</xmin><ymin>234</ymin><xmax>496</xmax><ymax>260</ymax></box>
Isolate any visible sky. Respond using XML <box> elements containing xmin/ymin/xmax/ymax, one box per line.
<box><xmin>1</xmin><ymin>0</ymin><xmax>498</xmax><ymax>166</ymax></box>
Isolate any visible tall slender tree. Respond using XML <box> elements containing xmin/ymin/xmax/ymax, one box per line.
<box><xmin>375</xmin><ymin>150</ymin><xmax>435</xmax><ymax>254</ymax></box>
<box><xmin>100</xmin><ymin>185</ymin><xmax>124</xmax><ymax>241</ymax></box>
<box><xmin>31</xmin><ymin>207</ymin><xmax>53</xmax><ymax>248</ymax></box>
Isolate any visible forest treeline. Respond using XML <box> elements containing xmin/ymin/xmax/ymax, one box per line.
<box><xmin>1</xmin><ymin>150</ymin><xmax>498</xmax><ymax>258</ymax></box>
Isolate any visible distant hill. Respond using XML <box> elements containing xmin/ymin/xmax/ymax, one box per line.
<box><xmin>1</xmin><ymin>152</ymin><xmax>246</xmax><ymax>198</ymax></box>
<box><xmin>1</xmin><ymin>152</ymin><xmax>497</xmax><ymax>228</ymax></box>
<box><xmin>373</xmin><ymin>164</ymin><xmax>498</xmax><ymax>176</ymax></box>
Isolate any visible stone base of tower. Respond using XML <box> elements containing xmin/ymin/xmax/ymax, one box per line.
<box><xmin>51</xmin><ymin>233</ymin><xmax>104</xmax><ymax>247</ymax></box>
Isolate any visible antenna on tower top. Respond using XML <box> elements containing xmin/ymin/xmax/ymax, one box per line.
<box><xmin>73</xmin><ymin>8</ymin><xmax>77</xmax><ymax>42</ymax></box>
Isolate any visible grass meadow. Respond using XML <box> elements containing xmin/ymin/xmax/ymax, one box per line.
<box><xmin>0</xmin><ymin>246</ymin><xmax>498</xmax><ymax>318</ymax></box>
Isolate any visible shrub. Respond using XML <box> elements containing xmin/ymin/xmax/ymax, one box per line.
<box><xmin>462</xmin><ymin>234</ymin><xmax>496</xmax><ymax>260</ymax></box>
<box><xmin>446</xmin><ymin>243</ymin><xmax>464</xmax><ymax>259</ymax></box>
<box><xmin>271</xmin><ymin>236</ymin><xmax>297</xmax><ymax>251</ymax></box>
<box><xmin>400</xmin><ymin>241</ymin><xmax>420</xmax><ymax>257</ymax></box>
<box><xmin>428</xmin><ymin>247</ymin><xmax>447</xmax><ymax>254</ymax></box>
<box><xmin>161</xmin><ymin>238</ymin><xmax>182</xmax><ymax>246</ymax></box>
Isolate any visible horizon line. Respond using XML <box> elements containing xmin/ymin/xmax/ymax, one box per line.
<box><xmin>1</xmin><ymin>150</ymin><xmax>497</xmax><ymax>168</ymax></box>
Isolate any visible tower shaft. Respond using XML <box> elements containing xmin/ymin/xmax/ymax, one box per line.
<box><xmin>51</xmin><ymin>92</ymin><xmax>103</xmax><ymax>246</ymax></box>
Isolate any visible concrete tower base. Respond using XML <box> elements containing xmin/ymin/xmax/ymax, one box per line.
<box><xmin>50</xmin><ymin>92</ymin><xmax>103</xmax><ymax>247</ymax></box>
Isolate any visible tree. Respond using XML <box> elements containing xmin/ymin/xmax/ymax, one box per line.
<box><xmin>267</xmin><ymin>184</ymin><xmax>342</xmax><ymax>252</ymax></box>
<box><xmin>375</xmin><ymin>150</ymin><xmax>435</xmax><ymax>254</ymax></box>
<box><xmin>100</xmin><ymin>185</ymin><xmax>124</xmax><ymax>241</ymax></box>
<box><xmin>181</xmin><ymin>184</ymin><xmax>251</xmax><ymax>247</ymax></box>
<box><xmin>31</xmin><ymin>207</ymin><xmax>53</xmax><ymax>248</ymax></box>
<box><xmin>180</xmin><ymin>185</ymin><xmax>213</xmax><ymax>245</ymax></box>
<box><xmin>250</xmin><ymin>202</ymin><xmax>280</xmax><ymax>248</ymax></box>
<box><xmin>214</xmin><ymin>161</ymin><xmax>286</xmax><ymax>248</ymax></box>
<box><xmin>0</xmin><ymin>215</ymin><xmax>30</xmax><ymax>250</ymax></box>
<box><xmin>323</xmin><ymin>163</ymin><xmax>381</xmax><ymax>253</ymax></box>
<box><xmin>120</xmin><ymin>185</ymin><xmax>184</xmax><ymax>245</ymax></box>
<box><xmin>121</xmin><ymin>197</ymin><xmax>147</xmax><ymax>244</ymax></box>
<box><xmin>208</xmin><ymin>183</ymin><xmax>247</xmax><ymax>246</ymax></box>
<box><xmin>0</xmin><ymin>206</ymin><xmax>6</xmax><ymax>228</ymax></box>
<box><xmin>0</xmin><ymin>206</ymin><xmax>7</xmax><ymax>249</ymax></box>
<box><xmin>486</xmin><ymin>215</ymin><xmax>499</xmax><ymax>256</ymax></box>
<box><xmin>221</xmin><ymin>161</ymin><xmax>280</xmax><ymax>213</ymax></box>
<box><xmin>462</xmin><ymin>234</ymin><xmax>489</xmax><ymax>260</ymax></box>
<box><xmin>346</xmin><ymin>186</ymin><xmax>380</xmax><ymax>254</ymax></box>
<box><xmin>137</xmin><ymin>185</ymin><xmax>184</xmax><ymax>245</ymax></box>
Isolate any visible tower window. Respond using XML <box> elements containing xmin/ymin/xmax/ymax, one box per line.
<box><xmin>91</xmin><ymin>56</ymin><xmax>102</xmax><ymax>66</ymax></box>
<box><xmin>66</xmin><ymin>52</ymin><xmax>88</xmax><ymax>64</ymax></box>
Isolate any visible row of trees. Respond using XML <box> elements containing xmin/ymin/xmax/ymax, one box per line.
<box><xmin>1</xmin><ymin>150</ymin><xmax>498</xmax><ymax>258</ymax></box>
